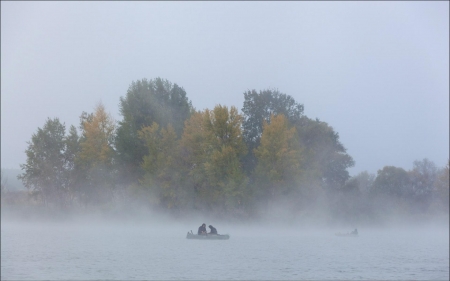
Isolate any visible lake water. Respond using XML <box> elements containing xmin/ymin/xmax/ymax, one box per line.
<box><xmin>1</xmin><ymin>220</ymin><xmax>449</xmax><ymax>280</ymax></box>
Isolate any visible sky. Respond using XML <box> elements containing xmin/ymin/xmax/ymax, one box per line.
<box><xmin>1</xmin><ymin>1</ymin><xmax>448</xmax><ymax>176</ymax></box>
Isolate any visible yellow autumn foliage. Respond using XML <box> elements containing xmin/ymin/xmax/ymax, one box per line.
<box><xmin>78</xmin><ymin>103</ymin><xmax>115</xmax><ymax>168</ymax></box>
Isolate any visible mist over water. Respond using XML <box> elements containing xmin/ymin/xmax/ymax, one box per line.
<box><xmin>2</xmin><ymin>211</ymin><xmax>448</xmax><ymax>280</ymax></box>
<box><xmin>2</xmin><ymin>1</ymin><xmax>448</xmax><ymax>280</ymax></box>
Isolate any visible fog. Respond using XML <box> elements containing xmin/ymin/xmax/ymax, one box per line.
<box><xmin>2</xmin><ymin>2</ymin><xmax>449</xmax><ymax>279</ymax></box>
<box><xmin>2</xmin><ymin>1</ymin><xmax>449</xmax><ymax>176</ymax></box>
<box><xmin>2</xmin><ymin>193</ymin><xmax>449</xmax><ymax>280</ymax></box>
<box><xmin>2</xmin><ymin>199</ymin><xmax>449</xmax><ymax>244</ymax></box>
<box><xmin>2</xmin><ymin>193</ymin><xmax>448</xmax><ymax>230</ymax></box>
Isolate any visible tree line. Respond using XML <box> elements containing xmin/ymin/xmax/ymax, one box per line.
<box><xmin>13</xmin><ymin>77</ymin><xmax>449</xmax><ymax>223</ymax></box>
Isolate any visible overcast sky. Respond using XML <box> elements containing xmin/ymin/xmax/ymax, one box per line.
<box><xmin>2</xmin><ymin>1</ymin><xmax>448</xmax><ymax>176</ymax></box>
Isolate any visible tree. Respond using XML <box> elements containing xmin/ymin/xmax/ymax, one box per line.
<box><xmin>179</xmin><ymin>111</ymin><xmax>208</xmax><ymax>176</ymax></box>
<box><xmin>432</xmin><ymin>160</ymin><xmax>449</xmax><ymax>214</ymax></box>
<box><xmin>76</xmin><ymin>103</ymin><xmax>116</xmax><ymax>205</ymax></box>
<box><xmin>351</xmin><ymin>171</ymin><xmax>375</xmax><ymax>194</ymax></box>
<box><xmin>64</xmin><ymin>125</ymin><xmax>81</xmax><ymax>205</ymax></box>
<box><xmin>1</xmin><ymin>170</ymin><xmax>8</xmax><ymax>195</ymax></box>
<box><xmin>295</xmin><ymin>117</ymin><xmax>354</xmax><ymax>190</ymax></box>
<box><xmin>115</xmin><ymin>78</ymin><xmax>193</xmax><ymax>185</ymax></box>
<box><xmin>202</xmin><ymin>105</ymin><xmax>248</xmax><ymax>213</ymax></box>
<box><xmin>369</xmin><ymin>166</ymin><xmax>412</xmax><ymax>218</ymax></box>
<box><xmin>139</xmin><ymin>122</ymin><xmax>163</xmax><ymax>176</ymax></box>
<box><xmin>64</xmin><ymin>125</ymin><xmax>81</xmax><ymax>172</ymax></box>
<box><xmin>372</xmin><ymin>166</ymin><xmax>410</xmax><ymax>197</ymax></box>
<box><xmin>409</xmin><ymin>158</ymin><xmax>437</xmax><ymax>203</ymax></box>
<box><xmin>241</xmin><ymin>89</ymin><xmax>304</xmax><ymax>172</ymax></box>
<box><xmin>406</xmin><ymin>158</ymin><xmax>441</xmax><ymax>215</ymax></box>
<box><xmin>241</xmin><ymin>89</ymin><xmax>353</xmax><ymax>189</ymax></box>
<box><xmin>18</xmin><ymin>118</ymin><xmax>69</xmax><ymax>207</ymax></box>
<box><xmin>78</xmin><ymin>103</ymin><xmax>115</xmax><ymax>167</ymax></box>
<box><xmin>203</xmin><ymin>105</ymin><xmax>247</xmax><ymax>156</ymax></box>
<box><xmin>253</xmin><ymin>114</ymin><xmax>302</xmax><ymax>201</ymax></box>
<box><xmin>179</xmin><ymin>105</ymin><xmax>248</xmax><ymax>215</ymax></box>
<box><xmin>138</xmin><ymin>123</ymin><xmax>185</xmax><ymax>210</ymax></box>
<box><xmin>177</xmin><ymin>111</ymin><xmax>206</xmax><ymax>210</ymax></box>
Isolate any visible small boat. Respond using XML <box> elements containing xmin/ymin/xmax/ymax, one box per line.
<box><xmin>186</xmin><ymin>231</ymin><xmax>230</xmax><ymax>240</ymax></box>
<box><xmin>335</xmin><ymin>232</ymin><xmax>358</xmax><ymax>237</ymax></box>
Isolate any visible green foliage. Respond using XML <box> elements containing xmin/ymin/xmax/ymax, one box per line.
<box><xmin>115</xmin><ymin>78</ymin><xmax>193</xmax><ymax>185</ymax></box>
<box><xmin>63</xmin><ymin>125</ymin><xmax>81</xmax><ymax>203</ymax></box>
<box><xmin>18</xmin><ymin>118</ymin><xmax>70</xmax><ymax>207</ymax></box>
<box><xmin>179</xmin><ymin>111</ymin><xmax>207</xmax><ymax>173</ymax></box>
<box><xmin>295</xmin><ymin>117</ymin><xmax>354</xmax><ymax>189</ymax></box>
<box><xmin>204</xmin><ymin>106</ymin><xmax>247</xmax><ymax>157</ymax></box>
<box><xmin>241</xmin><ymin>89</ymin><xmax>353</xmax><ymax>190</ymax></box>
<box><xmin>202</xmin><ymin>106</ymin><xmax>248</xmax><ymax>212</ymax></box>
<box><xmin>65</xmin><ymin>125</ymin><xmax>81</xmax><ymax>170</ymax></box>
<box><xmin>372</xmin><ymin>166</ymin><xmax>410</xmax><ymax>197</ymax></box>
<box><xmin>14</xmin><ymin>78</ymin><xmax>447</xmax><ymax>223</ymax></box>
<box><xmin>242</xmin><ymin>89</ymin><xmax>304</xmax><ymax>172</ymax></box>
<box><xmin>120</xmin><ymin>78</ymin><xmax>192</xmax><ymax>135</ymax></box>
<box><xmin>179</xmin><ymin>105</ymin><xmax>248</xmax><ymax>215</ymax></box>
<box><xmin>138</xmin><ymin>123</ymin><xmax>187</xmax><ymax>211</ymax></box>
<box><xmin>242</xmin><ymin>89</ymin><xmax>304</xmax><ymax>148</ymax></box>
<box><xmin>139</xmin><ymin>122</ymin><xmax>162</xmax><ymax>175</ymax></box>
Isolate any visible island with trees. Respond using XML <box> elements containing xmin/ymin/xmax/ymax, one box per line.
<box><xmin>2</xmin><ymin>77</ymin><xmax>448</xmax><ymax>224</ymax></box>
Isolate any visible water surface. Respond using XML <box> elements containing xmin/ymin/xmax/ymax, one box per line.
<box><xmin>1</xmin><ymin>220</ymin><xmax>448</xmax><ymax>280</ymax></box>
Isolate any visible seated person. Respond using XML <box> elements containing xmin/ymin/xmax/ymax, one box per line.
<box><xmin>351</xmin><ymin>228</ymin><xmax>358</xmax><ymax>235</ymax></box>
<box><xmin>198</xmin><ymin>223</ymin><xmax>207</xmax><ymax>235</ymax></box>
<box><xmin>208</xmin><ymin>225</ymin><xmax>218</xmax><ymax>235</ymax></box>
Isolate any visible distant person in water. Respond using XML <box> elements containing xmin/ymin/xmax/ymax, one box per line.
<box><xmin>198</xmin><ymin>223</ymin><xmax>207</xmax><ymax>235</ymax></box>
<box><xmin>208</xmin><ymin>225</ymin><xmax>218</xmax><ymax>235</ymax></box>
<box><xmin>351</xmin><ymin>228</ymin><xmax>358</xmax><ymax>235</ymax></box>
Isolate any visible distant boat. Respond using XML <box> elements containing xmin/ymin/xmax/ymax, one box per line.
<box><xmin>186</xmin><ymin>231</ymin><xmax>230</xmax><ymax>240</ymax></box>
<box><xmin>335</xmin><ymin>232</ymin><xmax>358</xmax><ymax>237</ymax></box>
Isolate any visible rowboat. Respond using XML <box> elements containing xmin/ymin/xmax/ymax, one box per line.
<box><xmin>186</xmin><ymin>232</ymin><xmax>230</xmax><ymax>240</ymax></box>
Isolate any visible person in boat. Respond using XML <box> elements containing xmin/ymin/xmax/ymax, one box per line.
<box><xmin>198</xmin><ymin>223</ymin><xmax>207</xmax><ymax>235</ymax></box>
<box><xmin>208</xmin><ymin>225</ymin><xmax>218</xmax><ymax>235</ymax></box>
<box><xmin>351</xmin><ymin>228</ymin><xmax>358</xmax><ymax>235</ymax></box>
